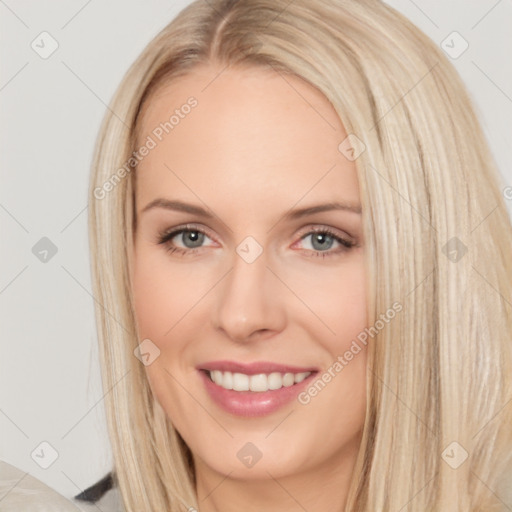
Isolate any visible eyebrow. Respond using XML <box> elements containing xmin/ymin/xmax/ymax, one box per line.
<box><xmin>140</xmin><ymin>198</ymin><xmax>362</xmax><ymax>218</ymax></box>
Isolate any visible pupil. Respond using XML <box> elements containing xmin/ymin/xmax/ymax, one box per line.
<box><xmin>184</xmin><ymin>231</ymin><xmax>203</xmax><ymax>248</ymax></box>
<box><xmin>312</xmin><ymin>233</ymin><xmax>332</xmax><ymax>251</ymax></box>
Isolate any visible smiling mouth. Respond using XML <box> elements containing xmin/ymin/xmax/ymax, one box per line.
<box><xmin>203</xmin><ymin>369</ymin><xmax>314</xmax><ymax>392</ymax></box>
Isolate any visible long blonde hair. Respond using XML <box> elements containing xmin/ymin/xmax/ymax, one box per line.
<box><xmin>88</xmin><ymin>0</ymin><xmax>512</xmax><ymax>510</ymax></box>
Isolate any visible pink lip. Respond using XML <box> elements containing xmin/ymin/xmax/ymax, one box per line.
<box><xmin>197</xmin><ymin>360</ymin><xmax>318</xmax><ymax>375</ymax></box>
<box><xmin>196</xmin><ymin>361</ymin><xmax>318</xmax><ymax>417</ymax></box>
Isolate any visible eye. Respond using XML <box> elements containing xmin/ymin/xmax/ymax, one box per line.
<box><xmin>293</xmin><ymin>227</ymin><xmax>356</xmax><ymax>258</ymax></box>
<box><xmin>155</xmin><ymin>224</ymin><xmax>357</xmax><ymax>258</ymax></box>
<box><xmin>156</xmin><ymin>224</ymin><xmax>216</xmax><ymax>256</ymax></box>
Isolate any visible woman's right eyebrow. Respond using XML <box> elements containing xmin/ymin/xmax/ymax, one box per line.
<box><xmin>141</xmin><ymin>198</ymin><xmax>214</xmax><ymax>217</ymax></box>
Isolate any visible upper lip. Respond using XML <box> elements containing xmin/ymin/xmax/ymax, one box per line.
<box><xmin>197</xmin><ymin>360</ymin><xmax>319</xmax><ymax>375</ymax></box>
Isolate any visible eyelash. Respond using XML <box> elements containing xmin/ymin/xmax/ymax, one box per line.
<box><xmin>156</xmin><ymin>224</ymin><xmax>356</xmax><ymax>259</ymax></box>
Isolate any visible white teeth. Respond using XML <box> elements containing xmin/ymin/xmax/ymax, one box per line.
<box><xmin>282</xmin><ymin>373</ymin><xmax>295</xmax><ymax>387</ymax></box>
<box><xmin>232</xmin><ymin>372</ymin><xmax>249</xmax><ymax>391</ymax></box>
<box><xmin>294</xmin><ymin>372</ymin><xmax>309</xmax><ymax>384</ymax></box>
<box><xmin>268</xmin><ymin>372</ymin><xmax>283</xmax><ymax>390</ymax></box>
<box><xmin>249</xmin><ymin>373</ymin><xmax>267</xmax><ymax>392</ymax></box>
<box><xmin>211</xmin><ymin>370</ymin><xmax>223</xmax><ymax>386</ymax></box>
<box><xmin>207</xmin><ymin>370</ymin><xmax>312</xmax><ymax>392</ymax></box>
<box><xmin>223</xmin><ymin>371</ymin><xmax>233</xmax><ymax>390</ymax></box>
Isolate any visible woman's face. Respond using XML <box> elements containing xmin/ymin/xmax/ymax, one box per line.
<box><xmin>131</xmin><ymin>63</ymin><xmax>367</xmax><ymax>485</ymax></box>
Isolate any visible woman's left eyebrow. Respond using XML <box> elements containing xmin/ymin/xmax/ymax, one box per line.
<box><xmin>282</xmin><ymin>201</ymin><xmax>362</xmax><ymax>220</ymax></box>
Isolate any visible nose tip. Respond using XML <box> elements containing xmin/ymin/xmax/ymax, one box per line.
<box><xmin>225</xmin><ymin>321</ymin><xmax>273</xmax><ymax>344</ymax></box>
<box><xmin>211</xmin><ymin>248</ymin><xmax>285</xmax><ymax>344</ymax></box>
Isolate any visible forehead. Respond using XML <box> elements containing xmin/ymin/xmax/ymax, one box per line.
<box><xmin>134</xmin><ymin>63</ymin><xmax>360</xmax><ymax>217</ymax></box>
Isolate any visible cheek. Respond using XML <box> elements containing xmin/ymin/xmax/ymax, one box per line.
<box><xmin>294</xmin><ymin>263</ymin><xmax>367</xmax><ymax>456</ymax></box>
<box><xmin>131</xmin><ymin>247</ymin><xmax>204</xmax><ymax>341</ymax></box>
<box><xmin>130</xmin><ymin>249</ymin><xmax>195</xmax><ymax>405</ymax></box>
<box><xmin>291</xmin><ymin>255</ymin><xmax>367</xmax><ymax>345</ymax></box>
<box><xmin>130</xmin><ymin>251</ymin><xmax>200</xmax><ymax>422</ymax></box>
<box><xmin>130</xmin><ymin>245</ymin><xmax>222</xmax><ymax>394</ymax></box>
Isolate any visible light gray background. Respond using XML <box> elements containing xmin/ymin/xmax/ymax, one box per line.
<box><xmin>1</xmin><ymin>0</ymin><xmax>511</xmax><ymax>500</ymax></box>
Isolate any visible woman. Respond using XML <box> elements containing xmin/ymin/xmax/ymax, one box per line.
<box><xmin>79</xmin><ymin>0</ymin><xmax>512</xmax><ymax>510</ymax></box>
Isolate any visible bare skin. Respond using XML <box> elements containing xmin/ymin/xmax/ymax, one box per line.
<box><xmin>131</xmin><ymin>62</ymin><xmax>368</xmax><ymax>512</ymax></box>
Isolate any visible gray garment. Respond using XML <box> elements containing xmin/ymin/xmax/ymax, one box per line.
<box><xmin>73</xmin><ymin>486</ymin><xmax>124</xmax><ymax>512</ymax></box>
<box><xmin>0</xmin><ymin>460</ymin><xmax>124</xmax><ymax>512</ymax></box>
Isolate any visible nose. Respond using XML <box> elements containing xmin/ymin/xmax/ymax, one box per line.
<box><xmin>211</xmin><ymin>244</ymin><xmax>286</xmax><ymax>344</ymax></box>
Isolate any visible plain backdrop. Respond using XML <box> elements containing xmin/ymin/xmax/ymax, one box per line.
<box><xmin>1</xmin><ymin>0</ymin><xmax>511</xmax><ymax>500</ymax></box>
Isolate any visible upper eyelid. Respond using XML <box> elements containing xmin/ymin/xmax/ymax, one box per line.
<box><xmin>161</xmin><ymin>223</ymin><xmax>218</xmax><ymax>243</ymax></box>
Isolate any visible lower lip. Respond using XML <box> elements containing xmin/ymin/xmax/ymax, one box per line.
<box><xmin>198</xmin><ymin>370</ymin><xmax>316</xmax><ymax>417</ymax></box>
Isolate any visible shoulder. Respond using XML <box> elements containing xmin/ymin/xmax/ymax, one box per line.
<box><xmin>0</xmin><ymin>459</ymin><xmax>83</xmax><ymax>511</ymax></box>
<box><xmin>0</xmin><ymin>460</ymin><xmax>124</xmax><ymax>512</ymax></box>
<box><xmin>73</xmin><ymin>472</ymin><xmax>125</xmax><ymax>512</ymax></box>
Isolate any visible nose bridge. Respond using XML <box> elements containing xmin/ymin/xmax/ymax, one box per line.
<box><xmin>212</xmin><ymin>240</ymin><xmax>283</xmax><ymax>342</ymax></box>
